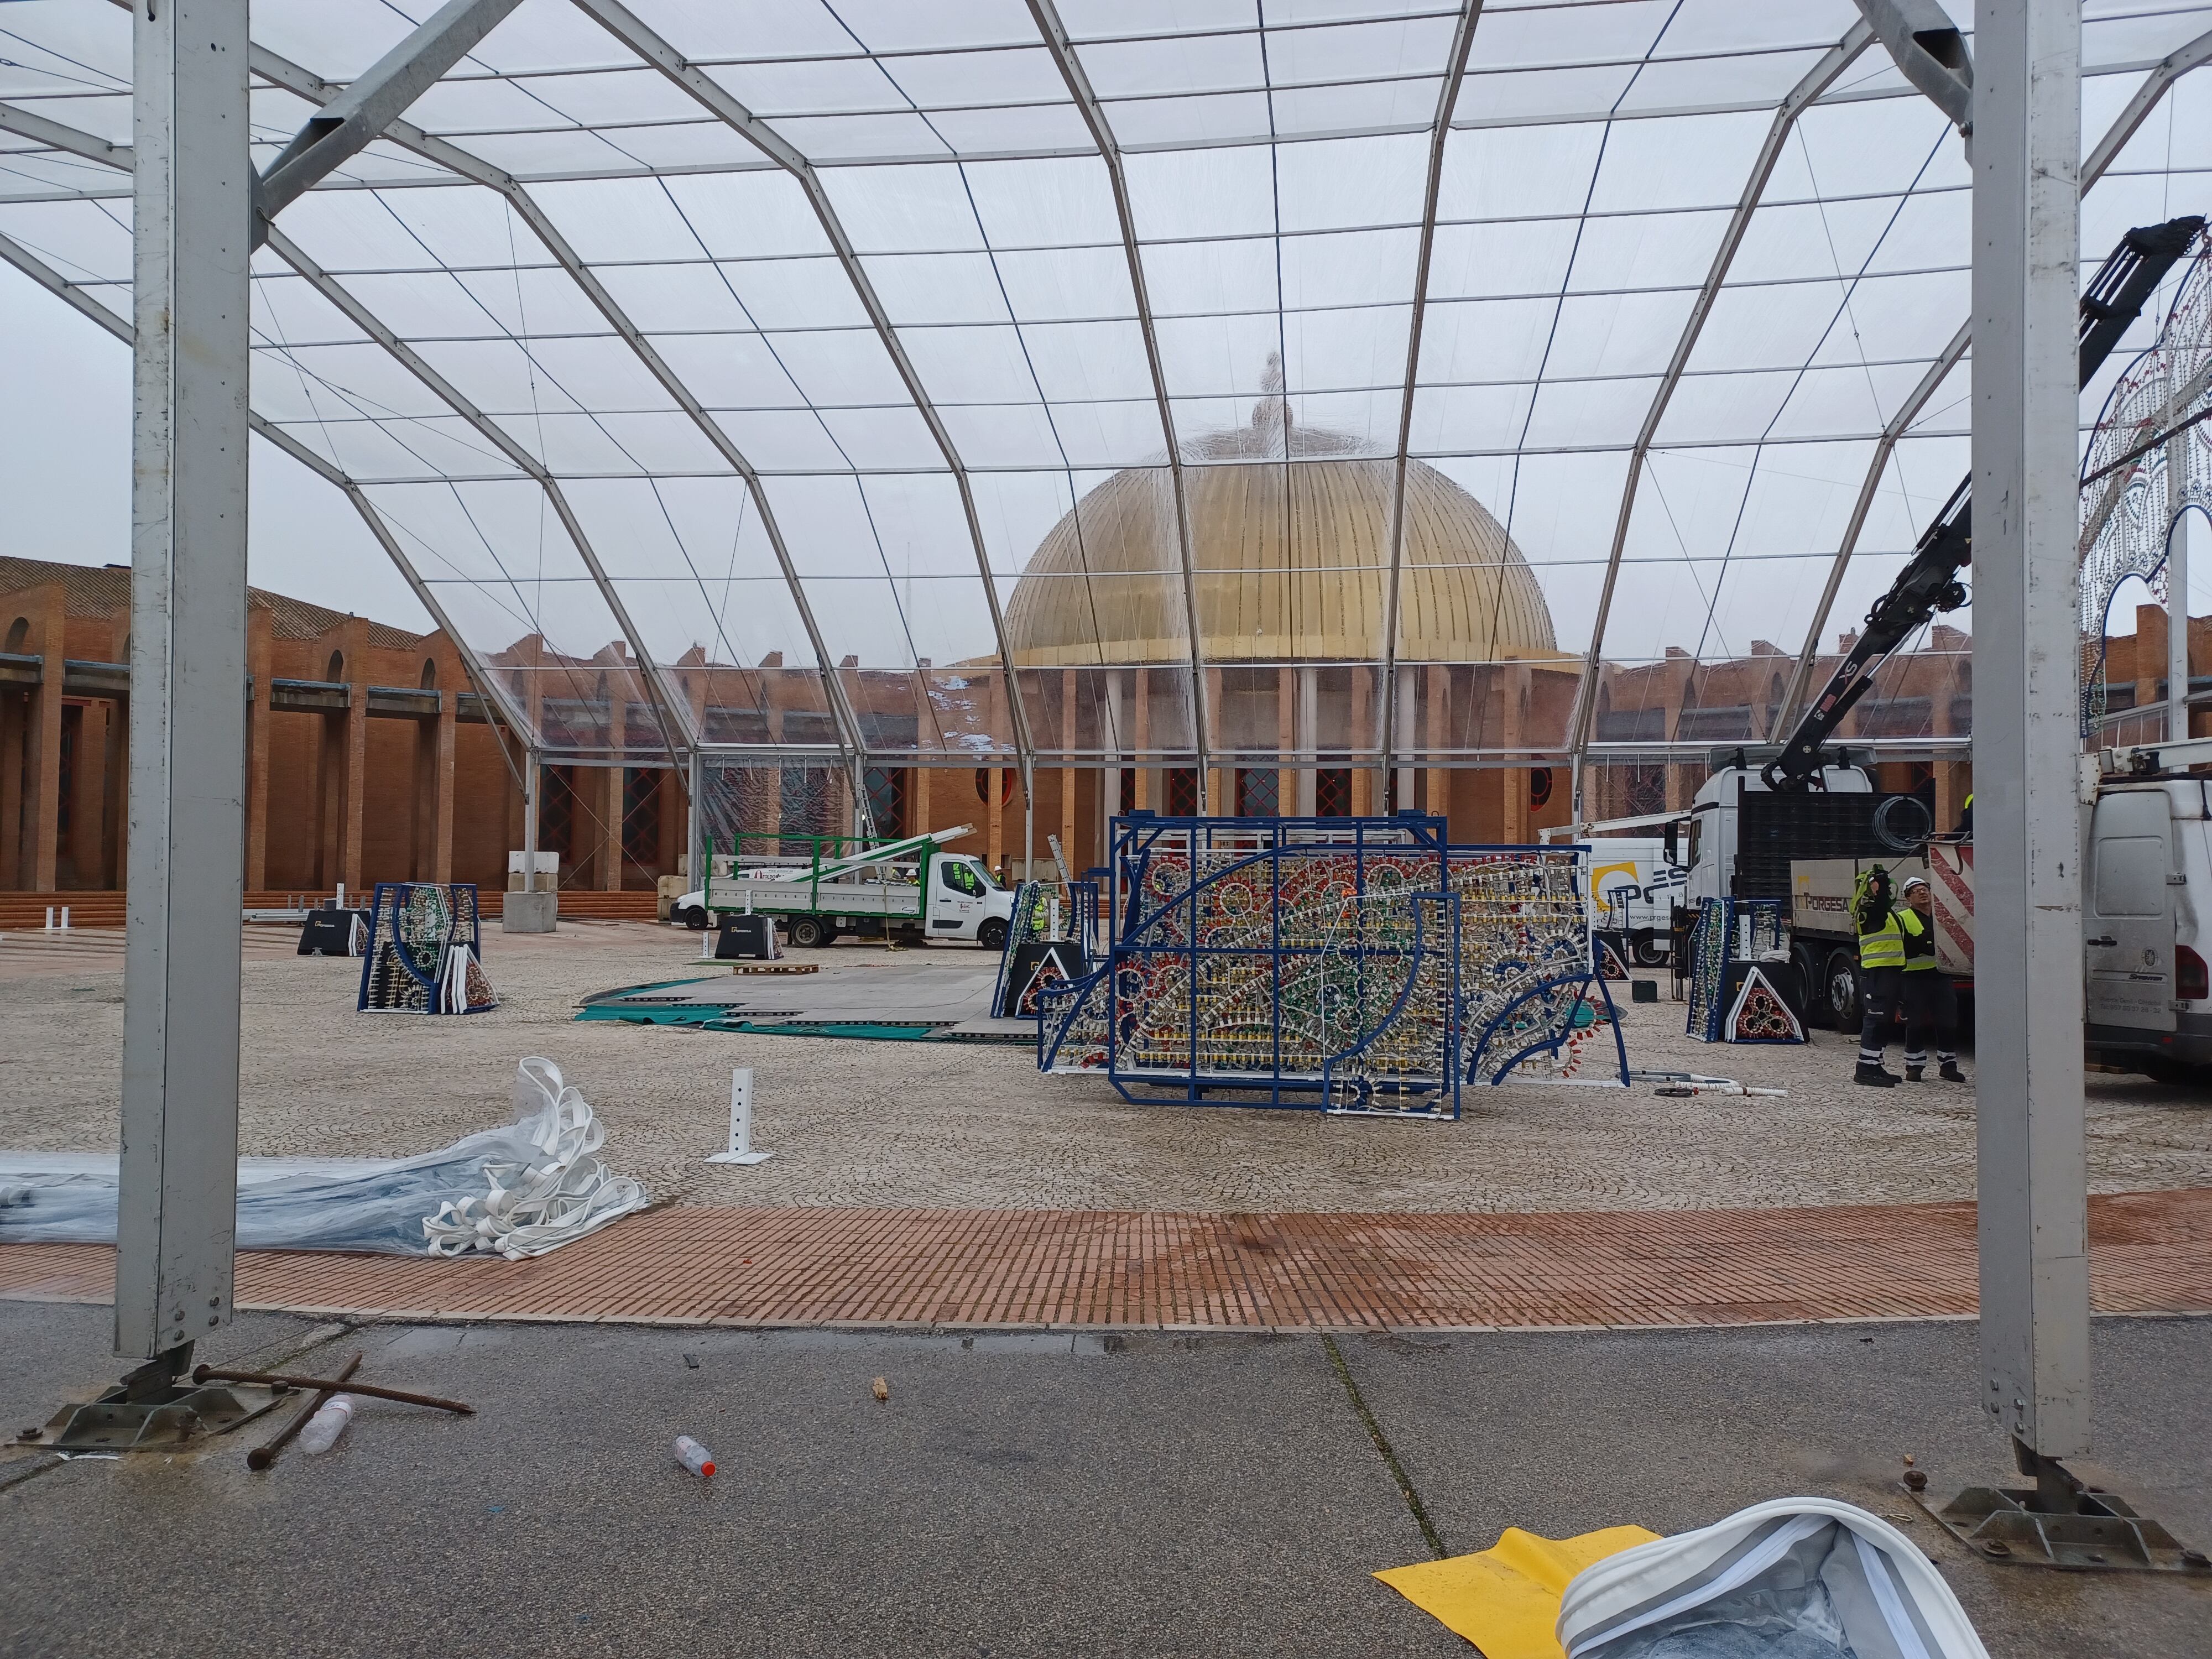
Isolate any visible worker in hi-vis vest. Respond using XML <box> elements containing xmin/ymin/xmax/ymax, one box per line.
<box><xmin>1898</xmin><ymin>874</ymin><xmax>1964</xmax><ymax>1082</ymax></box>
<box><xmin>1853</xmin><ymin>866</ymin><xmax>1919</xmax><ymax>1087</ymax></box>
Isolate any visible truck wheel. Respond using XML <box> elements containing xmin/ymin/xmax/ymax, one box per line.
<box><xmin>788</xmin><ymin>916</ymin><xmax>830</xmax><ymax>948</ymax></box>
<box><xmin>679</xmin><ymin>905</ymin><xmax>709</xmax><ymax>931</ymax></box>
<box><xmin>1793</xmin><ymin>943</ymin><xmax>1832</xmax><ymax>1027</ymax></box>
<box><xmin>978</xmin><ymin>918</ymin><xmax>1009</xmax><ymax>951</ymax></box>
<box><xmin>1823</xmin><ymin>948</ymin><xmax>1862</xmax><ymax>1031</ymax></box>
<box><xmin>1631</xmin><ymin>930</ymin><xmax>1668</xmax><ymax>968</ymax></box>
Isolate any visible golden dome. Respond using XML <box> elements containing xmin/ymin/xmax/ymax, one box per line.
<box><xmin>1004</xmin><ymin>398</ymin><xmax>1558</xmax><ymax>668</ymax></box>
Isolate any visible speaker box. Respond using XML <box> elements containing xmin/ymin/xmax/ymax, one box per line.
<box><xmin>715</xmin><ymin>915</ymin><xmax>778</xmax><ymax>960</ymax></box>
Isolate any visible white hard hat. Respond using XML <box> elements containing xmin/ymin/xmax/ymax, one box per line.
<box><xmin>1902</xmin><ymin>875</ymin><xmax>1930</xmax><ymax>893</ymax></box>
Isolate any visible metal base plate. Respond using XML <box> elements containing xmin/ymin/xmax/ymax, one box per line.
<box><xmin>1914</xmin><ymin>1481</ymin><xmax>2212</xmax><ymax>1573</ymax></box>
<box><xmin>20</xmin><ymin>1382</ymin><xmax>280</xmax><ymax>1453</ymax></box>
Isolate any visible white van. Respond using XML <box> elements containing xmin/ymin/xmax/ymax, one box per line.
<box><xmin>1584</xmin><ymin>837</ymin><xmax>1688</xmax><ymax>966</ymax></box>
<box><xmin>2084</xmin><ymin>778</ymin><xmax>2212</xmax><ymax>1079</ymax></box>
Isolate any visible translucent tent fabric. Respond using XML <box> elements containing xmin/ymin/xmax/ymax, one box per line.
<box><xmin>3</xmin><ymin>0</ymin><xmax>2210</xmax><ymax>771</ymax></box>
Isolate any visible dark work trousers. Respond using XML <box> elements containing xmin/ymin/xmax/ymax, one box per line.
<box><xmin>1857</xmin><ymin>966</ymin><xmax>1905</xmax><ymax>1066</ymax></box>
<box><xmin>1903</xmin><ymin>971</ymin><xmax>1959</xmax><ymax>1066</ymax></box>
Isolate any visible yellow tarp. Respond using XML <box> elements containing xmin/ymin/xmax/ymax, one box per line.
<box><xmin>1375</xmin><ymin>1525</ymin><xmax>1662</xmax><ymax>1659</ymax></box>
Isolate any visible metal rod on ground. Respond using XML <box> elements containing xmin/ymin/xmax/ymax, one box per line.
<box><xmin>193</xmin><ymin>1363</ymin><xmax>474</xmax><ymax>1415</ymax></box>
<box><xmin>247</xmin><ymin>1351</ymin><xmax>361</xmax><ymax>1470</ymax></box>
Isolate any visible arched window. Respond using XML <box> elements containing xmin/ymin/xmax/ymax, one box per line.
<box><xmin>420</xmin><ymin>658</ymin><xmax>438</xmax><ymax>689</ymax></box>
<box><xmin>3</xmin><ymin>617</ymin><xmax>28</xmax><ymax>653</ymax></box>
<box><xmin>326</xmin><ymin>650</ymin><xmax>345</xmax><ymax>682</ymax></box>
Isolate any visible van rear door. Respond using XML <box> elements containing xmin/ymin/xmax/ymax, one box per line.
<box><xmin>2086</xmin><ymin>787</ymin><xmax>2177</xmax><ymax>1031</ymax></box>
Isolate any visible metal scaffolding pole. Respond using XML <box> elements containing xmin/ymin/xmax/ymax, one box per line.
<box><xmin>1971</xmin><ymin>0</ymin><xmax>2088</xmax><ymax>1460</ymax></box>
<box><xmin>688</xmin><ymin>749</ymin><xmax>705</xmax><ymax>888</ymax></box>
<box><xmin>115</xmin><ymin>0</ymin><xmax>250</xmax><ymax>1364</ymax></box>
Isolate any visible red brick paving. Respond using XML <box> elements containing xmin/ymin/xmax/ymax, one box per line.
<box><xmin>3</xmin><ymin>1190</ymin><xmax>2209</xmax><ymax>1330</ymax></box>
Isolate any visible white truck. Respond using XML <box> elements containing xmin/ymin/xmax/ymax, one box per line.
<box><xmin>1670</xmin><ymin>747</ymin><xmax>2212</xmax><ymax>1080</ymax></box>
<box><xmin>669</xmin><ymin>825</ymin><xmax>1017</xmax><ymax>949</ymax></box>
<box><xmin>1584</xmin><ymin>837</ymin><xmax>1688</xmax><ymax>967</ymax></box>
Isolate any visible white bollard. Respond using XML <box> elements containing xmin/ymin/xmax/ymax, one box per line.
<box><xmin>44</xmin><ymin>906</ymin><xmax>54</xmax><ymax>931</ymax></box>
<box><xmin>706</xmin><ymin>1067</ymin><xmax>773</xmax><ymax>1165</ymax></box>
<box><xmin>59</xmin><ymin>906</ymin><xmax>68</xmax><ymax>931</ymax></box>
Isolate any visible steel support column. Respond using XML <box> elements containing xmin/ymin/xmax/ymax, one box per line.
<box><xmin>116</xmin><ymin>0</ymin><xmax>250</xmax><ymax>1363</ymax></box>
<box><xmin>1971</xmin><ymin>0</ymin><xmax>2088</xmax><ymax>1457</ymax></box>
<box><xmin>688</xmin><ymin>748</ymin><xmax>704</xmax><ymax>887</ymax></box>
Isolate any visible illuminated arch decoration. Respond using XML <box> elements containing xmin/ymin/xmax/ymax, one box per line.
<box><xmin>2081</xmin><ymin>246</ymin><xmax>2212</xmax><ymax>735</ymax></box>
<box><xmin>1037</xmin><ymin>815</ymin><xmax>1627</xmax><ymax>1115</ymax></box>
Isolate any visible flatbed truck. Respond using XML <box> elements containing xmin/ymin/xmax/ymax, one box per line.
<box><xmin>669</xmin><ymin>825</ymin><xmax>1016</xmax><ymax>948</ymax></box>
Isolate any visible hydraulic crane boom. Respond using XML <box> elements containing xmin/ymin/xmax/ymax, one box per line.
<box><xmin>1762</xmin><ymin>215</ymin><xmax>2206</xmax><ymax>794</ymax></box>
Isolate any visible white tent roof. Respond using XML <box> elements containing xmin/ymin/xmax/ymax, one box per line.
<box><xmin>3</xmin><ymin>0</ymin><xmax>2208</xmax><ymax>772</ymax></box>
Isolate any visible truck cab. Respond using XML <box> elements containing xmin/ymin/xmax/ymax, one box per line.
<box><xmin>1669</xmin><ymin>761</ymin><xmax>1877</xmax><ymax>914</ymax></box>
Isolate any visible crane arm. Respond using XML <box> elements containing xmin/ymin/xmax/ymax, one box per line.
<box><xmin>1762</xmin><ymin>215</ymin><xmax>2205</xmax><ymax>793</ymax></box>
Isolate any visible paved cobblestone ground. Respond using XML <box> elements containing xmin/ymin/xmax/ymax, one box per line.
<box><xmin>3</xmin><ymin>922</ymin><xmax>2209</xmax><ymax>1213</ymax></box>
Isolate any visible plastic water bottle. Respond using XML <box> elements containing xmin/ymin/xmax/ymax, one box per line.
<box><xmin>298</xmin><ymin>1395</ymin><xmax>356</xmax><ymax>1455</ymax></box>
<box><xmin>673</xmin><ymin>1434</ymin><xmax>716</xmax><ymax>1478</ymax></box>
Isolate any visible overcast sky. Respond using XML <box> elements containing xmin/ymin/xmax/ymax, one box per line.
<box><xmin>0</xmin><ymin>259</ymin><xmax>437</xmax><ymax>632</ymax></box>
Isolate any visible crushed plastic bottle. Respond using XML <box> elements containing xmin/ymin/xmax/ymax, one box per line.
<box><xmin>673</xmin><ymin>1434</ymin><xmax>716</xmax><ymax>1478</ymax></box>
<box><xmin>298</xmin><ymin>1394</ymin><xmax>356</xmax><ymax>1455</ymax></box>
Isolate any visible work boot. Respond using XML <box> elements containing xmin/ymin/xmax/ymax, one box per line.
<box><xmin>1939</xmin><ymin>1062</ymin><xmax>1967</xmax><ymax>1083</ymax></box>
<box><xmin>1855</xmin><ymin>1062</ymin><xmax>1900</xmax><ymax>1088</ymax></box>
<box><xmin>1904</xmin><ymin>1065</ymin><xmax>1923</xmax><ymax>1082</ymax></box>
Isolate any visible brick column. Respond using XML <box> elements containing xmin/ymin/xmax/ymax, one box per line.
<box><xmin>23</xmin><ymin>587</ymin><xmax>66</xmax><ymax>891</ymax></box>
<box><xmin>604</xmin><ymin>765</ymin><xmax>625</xmax><ymax>891</ymax></box>
<box><xmin>2133</xmin><ymin>600</ymin><xmax>2167</xmax><ymax>724</ymax></box>
<box><xmin>244</xmin><ymin>608</ymin><xmax>272</xmax><ymax>891</ymax></box>
<box><xmin>604</xmin><ymin>650</ymin><xmax>628</xmax><ymax>890</ymax></box>
<box><xmin>100</xmin><ymin>688</ymin><xmax>127</xmax><ymax>889</ymax></box>
<box><xmin>69</xmin><ymin>703</ymin><xmax>105</xmax><ymax>884</ymax></box>
<box><xmin>987</xmin><ymin>766</ymin><xmax>1004</xmax><ymax>876</ymax></box>
<box><xmin>1132</xmin><ymin>670</ymin><xmax>1150</xmax><ymax>810</ymax></box>
<box><xmin>657</xmin><ymin>767</ymin><xmax>681</xmax><ymax>878</ymax></box>
<box><xmin>1062</xmin><ymin>666</ymin><xmax>1078</xmax><ymax>859</ymax></box>
<box><xmin>431</xmin><ymin>691</ymin><xmax>456</xmax><ymax>881</ymax></box>
<box><xmin>1349</xmin><ymin>669</ymin><xmax>1371</xmax><ymax>816</ymax></box>
<box><xmin>310</xmin><ymin>712</ymin><xmax>334</xmax><ymax>890</ymax></box>
<box><xmin>0</xmin><ymin>689</ymin><xmax>23</xmax><ymax>887</ymax></box>
<box><xmin>1426</xmin><ymin>664</ymin><xmax>1448</xmax><ymax>823</ymax></box>
<box><xmin>336</xmin><ymin>622</ymin><xmax>369</xmax><ymax>893</ymax></box>
<box><xmin>1501</xmin><ymin>665</ymin><xmax>1531</xmax><ymax>844</ymax></box>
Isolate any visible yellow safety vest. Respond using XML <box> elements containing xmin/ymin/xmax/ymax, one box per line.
<box><xmin>1900</xmin><ymin>907</ymin><xmax>1936</xmax><ymax>971</ymax></box>
<box><xmin>1859</xmin><ymin>908</ymin><xmax>1907</xmax><ymax>970</ymax></box>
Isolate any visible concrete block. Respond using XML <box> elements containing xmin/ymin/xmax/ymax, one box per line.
<box><xmin>502</xmin><ymin>889</ymin><xmax>557</xmax><ymax>933</ymax></box>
